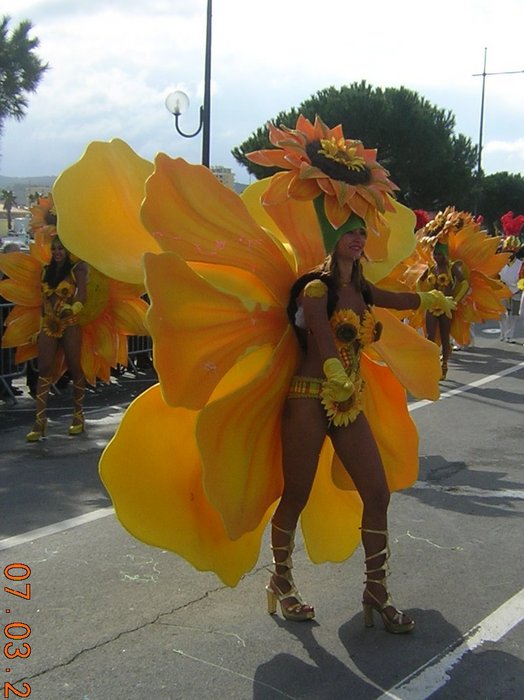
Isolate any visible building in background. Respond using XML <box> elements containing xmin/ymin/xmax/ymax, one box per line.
<box><xmin>211</xmin><ymin>165</ymin><xmax>235</xmax><ymax>190</ymax></box>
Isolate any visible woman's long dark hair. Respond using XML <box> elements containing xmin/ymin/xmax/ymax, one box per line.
<box><xmin>287</xmin><ymin>250</ymin><xmax>373</xmax><ymax>352</ymax></box>
<box><xmin>42</xmin><ymin>239</ymin><xmax>74</xmax><ymax>288</ymax></box>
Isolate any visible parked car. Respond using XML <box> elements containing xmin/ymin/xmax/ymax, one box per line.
<box><xmin>1</xmin><ymin>230</ymin><xmax>30</xmax><ymax>252</ymax></box>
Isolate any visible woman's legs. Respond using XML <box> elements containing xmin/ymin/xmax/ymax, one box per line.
<box><xmin>426</xmin><ymin>311</ymin><xmax>452</xmax><ymax>379</ymax></box>
<box><xmin>267</xmin><ymin>397</ymin><xmax>327</xmax><ymax>619</ymax></box>
<box><xmin>438</xmin><ymin>315</ymin><xmax>452</xmax><ymax>378</ymax></box>
<box><xmin>27</xmin><ymin>333</ymin><xmax>57</xmax><ymax>439</ymax></box>
<box><xmin>62</xmin><ymin>325</ymin><xmax>85</xmax><ymax>432</ymax></box>
<box><xmin>330</xmin><ymin>413</ymin><xmax>414</xmax><ymax>631</ymax></box>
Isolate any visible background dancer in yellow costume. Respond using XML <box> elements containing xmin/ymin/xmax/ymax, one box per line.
<box><xmin>26</xmin><ymin>233</ymin><xmax>88</xmax><ymax>440</ymax></box>
<box><xmin>416</xmin><ymin>239</ymin><xmax>468</xmax><ymax>379</ymax></box>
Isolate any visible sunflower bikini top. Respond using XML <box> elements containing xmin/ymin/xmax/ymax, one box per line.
<box><xmin>41</xmin><ymin>265</ymin><xmax>78</xmax><ymax>303</ymax></box>
<box><xmin>297</xmin><ymin>278</ymin><xmax>383</xmax><ymax>369</ymax></box>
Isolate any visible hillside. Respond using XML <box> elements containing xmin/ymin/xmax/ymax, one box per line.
<box><xmin>0</xmin><ymin>175</ymin><xmax>56</xmax><ymax>206</ymax></box>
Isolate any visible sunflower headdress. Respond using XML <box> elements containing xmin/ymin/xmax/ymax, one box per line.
<box><xmin>29</xmin><ymin>194</ymin><xmax>58</xmax><ymax>251</ymax></box>
<box><xmin>247</xmin><ymin>114</ymin><xmax>402</xmax><ymax>260</ymax></box>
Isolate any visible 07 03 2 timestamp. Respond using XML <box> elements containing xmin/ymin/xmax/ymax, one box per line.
<box><xmin>3</xmin><ymin>563</ymin><xmax>32</xmax><ymax>698</ymax></box>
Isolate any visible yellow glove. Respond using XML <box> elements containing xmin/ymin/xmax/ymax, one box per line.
<box><xmin>58</xmin><ymin>301</ymin><xmax>83</xmax><ymax>320</ymax></box>
<box><xmin>418</xmin><ymin>290</ymin><xmax>456</xmax><ymax>319</ymax></box>
<box><xmin>322</xmin><ymin>358</ymin><xmax>354</xmax><ymax>402</ymax></box>
<box><xmin>518</xmin><ymin>278</ymin><xmax>524</xmax><ymax>291</ymax></box>
<box><xmin>453</xmin><ymin>279</ymin><xmax>469</xmax><ymax>304</ymax></box>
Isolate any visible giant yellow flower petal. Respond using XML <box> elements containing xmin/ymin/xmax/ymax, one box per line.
<box><xmin>111</xmin><ymin>298</ymin><xmax>148</xmax><ymax>335</ymax></box>
<box><xmin>0</xmin><ymin>253</ymin><xmax>41</xmax><ymax>306</ymax></box>
<box><xmin>241</xmin><ymin>178</ymin><xmax>325</xmax><ymax>275</ymax></box>
<box><xmin>53</xmin><ymin>139</ymin><xmax>161</xmax><ymax>284</ymax></box>
<box><xmin>99</xmin><ymin>385</ymin><xmax>268</xmax><ymax>587</ymax></box>
<box><xmin>301</xmin><ymin>440</ymin><xmax>363</xmax><ymax>563</ymax></box>
<box><xmin>371</xmin><ymin>307</ymin><xmax>441</xmax><ymax>400</ymax></box>
<box><xmin>144</xmin><ymin>251</ymin><xmax>287</xmax><ymax>410</ymax></box>
<box><xmin>142</xmin><ymin>155</ymin><xmax>293</xmax><ymax>304</ymax></box>
<box><xmin>363</xmin><ymin>199</ymin><xmax>416</xmax><ymax>280</ymax></box>
<box><xmin>197</xmin><ymin>331</ymin><xmax>298</xmax><ymax>539</ymax></box>
<box><xmin>361</xmin><ymin>356</ymin><xmax>420</xmax><ymax>492</ymax></box>
<box><xmin>1</xmin><ymin>308</ymin><xmax>40</xmax><ymax>349</ymax></box>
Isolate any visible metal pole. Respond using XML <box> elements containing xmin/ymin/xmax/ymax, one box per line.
<box><xmin>472</xmin><ymin>51</ymin><xmax>523</xmax><ymax>214</ymax></box>
<box><xmin>201</xmin><ymin>0</ymin><xmax>212</xmax><ymax>167</ymax></box>
<box><xmin>477</xmin><ymin>47</ymin><xmax>487</xmax><ymax>179</ymax></box>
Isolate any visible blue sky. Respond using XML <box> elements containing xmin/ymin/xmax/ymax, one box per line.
<box><xmin>1</xmin><ymin>0</ymin><xmax>523</xmax><ymax>185</ymax></box>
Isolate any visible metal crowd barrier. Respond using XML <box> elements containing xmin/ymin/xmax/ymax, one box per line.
<box><xmin>126</xmin><ymin>334</ymin><xmax>154</xmax><ymax>374</ymax></box>
<box><xmin>0</xmin><ymin>301</ymin><xmax>27</xmax><ymax>405</ymax></box>
<box><xmin>1</xmin><ymin>298</ymin><xmax>155</xmax><ymax>405</ymax></box>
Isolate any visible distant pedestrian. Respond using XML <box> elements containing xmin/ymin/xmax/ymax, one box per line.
<box><xmin>499</xmin><ymin>239</ymin><xmax>524</xmax><ymax>343</ymax></box>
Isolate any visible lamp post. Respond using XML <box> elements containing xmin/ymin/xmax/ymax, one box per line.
<box><xmin>165</xmin><ymin>0</ymin><xmax>212</xmax><ymax>167</ymax></box>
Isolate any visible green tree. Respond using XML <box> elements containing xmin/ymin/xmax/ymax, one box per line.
<box><xmin>0</xmin><ymin>16</ymin><xmax>48</xmax><ymax>143</ymax></box>
<box><xmin>477</xmin><ymin>172</ymin><xmax>524</xmax><ymax>233</ymax></box>
<box><xmin>232</xmin><ymin>81</ymin><xmax>478</xmax><ymax>211</ymax></box>
<box><xmin>1</xmin><ymin>188</ymin><xmax>18</xmax><ymax>229</ymax></box>
<box><xmin>28</xmin><ymin>190</ymin><xmax>44</xmax><ymax>205</ymax></box>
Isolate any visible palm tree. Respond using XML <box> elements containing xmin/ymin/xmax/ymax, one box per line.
<box><xmin>0</xmin><ymin>16</ymin><xmax>48</xmax><ymax>144</ymax></box>
<box><xmin>1</xmin><ymin>189</ymin><xmax>17</xmax><ymax>230</ymax></box>
<box><xmin>28</xmin><ymin>191</ymin><xmax>44</xmax><ymax>205</ymax></box>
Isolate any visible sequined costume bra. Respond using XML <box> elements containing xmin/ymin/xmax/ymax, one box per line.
<box><xmin>40</xmin><ymin>265</ymin><xmax>80</xmax><ymax>338</ymax></box>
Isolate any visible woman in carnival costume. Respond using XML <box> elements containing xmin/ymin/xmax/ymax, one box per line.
<box><xmin>0</xmin><ymin>195</ymin><xmax>150</xmax><ymax>440</ymax></box>
<box><xmin>247</xmin><ymin>117</ymin><xmax>455</xmax><ymax>629</ymax></box>
<box><xmin>50</xmin><ymin>118</ymin><xmax>453</xmax><ymax>631</ymax></box>
<box><xmin>397</xmin><ymin>207</ymin><xmax>511</xmax><ymax>379</ymax></box>
<box><xmin>416</xmin><ymin>237</ymin><xmax>468</xmax><ymax>379</ymax></box>
<box><xmin>27</xmin><ymin>229</ymin><xmax>88</xmax><ymax>440</ymax></box>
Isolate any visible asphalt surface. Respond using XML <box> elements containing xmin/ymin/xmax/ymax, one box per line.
<box><xmin>1</xmin><ymin>323</ymin><xmax>523</xmax><ymax>700</ymax></box>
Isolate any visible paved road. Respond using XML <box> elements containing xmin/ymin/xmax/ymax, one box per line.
<box><xmin>1</xmin><ymin>324</ymin><xmax>523</xmax><ymax>699</ymax></box>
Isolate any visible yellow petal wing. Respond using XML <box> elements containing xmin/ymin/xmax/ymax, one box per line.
<box><xmin>197</xmin><ymin>331</ymin><xmax>298</xmax><ymax>539</ymax></box>
<box><xmin>144</xmin><ymin>251</ymin><xmax>287</xmax><ymax>410</ymax></box>
<box><xmin>99</xmin><ymin>385</ymin><xmax>267</xmax><ymax>587</ymax></box>
<box><xmin>142</xmin><ymin>155</ymin><xmax>294</xmax><ymax>304</ymax></box>
<box><xmin>53</xmin><ymin>139</ymin><xmax>161</xmax><ymax>284</ymax></box>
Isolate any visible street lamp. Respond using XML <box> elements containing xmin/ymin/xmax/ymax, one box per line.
<box><xmin>165</xmin><ymin>0</ymin><xmax>212</xmax><ymax>167</ymax></box>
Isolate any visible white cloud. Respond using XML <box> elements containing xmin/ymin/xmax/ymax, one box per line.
<box><xmin>1</xmin><ymin>0</ymin><xmax>523</xmax><ymax>183</ymax></box>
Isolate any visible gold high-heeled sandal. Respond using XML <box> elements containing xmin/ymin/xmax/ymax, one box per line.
<box><xmin>68</xmin><ymin>410</ymin><xmax>85</xmax><ymax>435</ymax></box>
<box><xmin>68</xmin><ymin>379</ymin><xmax>85</xmax><ymax>435</ymax></box>
<box><xmin>26</xmin><ymin>416</ymin><xmax>48</xmax><ymax>442</ymax></box>
<box><xmin>266</xmin><ymin>523</ymin><xmax>315</xmax><ymax>621</ymax></box>
<box><xmin>361</xmin><ymin>527</ymin><xmax>414</xmax><ymax>634</ymax></box>
<box><xmin>26</xmin><ymin>377</ymin><xmax>52</xmax><ymax>442</ymax></box>
<box><xmin>440</xmin><ymin>357</ymin><xmax>448</xmax><ymax>380</ymax></box>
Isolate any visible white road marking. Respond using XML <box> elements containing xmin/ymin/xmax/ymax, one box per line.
<box><xmin>409</xmin><ymin>359</ymin><xmax>524</xmax><ymax>411</ymax></box>
<box><xmin>376</xmin><ymin>588</ymin><xmax>524</xmax><ymax>700</ymax></box>
<box><xmin>0</xmin><ymin>507</ymin><xmax>114</xmax><ymax>551</ymax></box>
<box><xmin>2</xmin><ymin>359</ymin><xmax>523</xmax><ymax>699</ymax></box>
